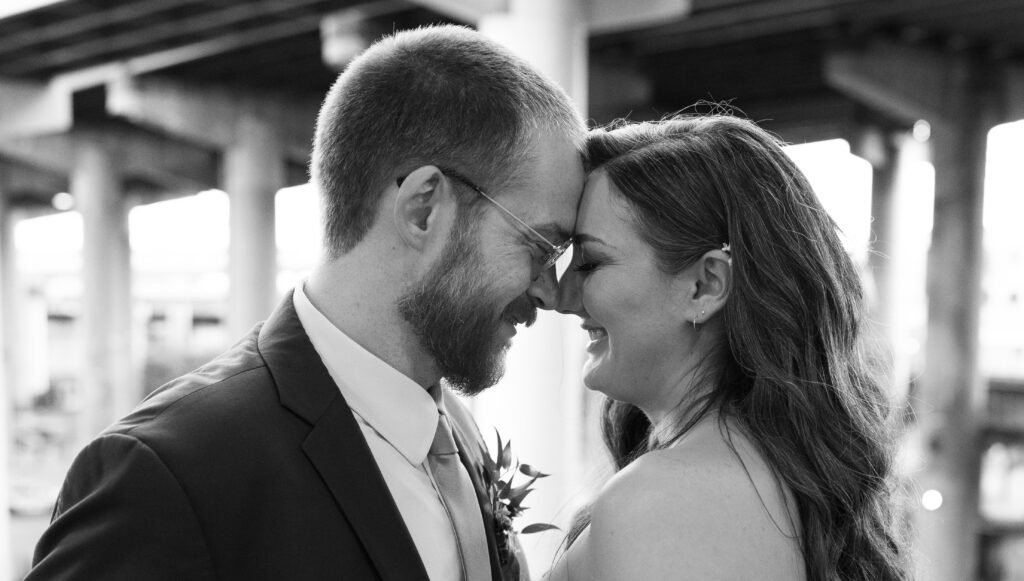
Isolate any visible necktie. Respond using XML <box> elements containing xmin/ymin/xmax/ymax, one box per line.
<box><xmin>428</xmin><ymin>412</ymin><xmax>492</xmax><ymax>581</ymax></box>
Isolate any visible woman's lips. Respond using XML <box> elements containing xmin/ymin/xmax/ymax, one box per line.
<box><xmin>582</xmin><ymin>325</ymin><xmax>607</xmax><ymax>352</ymax></box>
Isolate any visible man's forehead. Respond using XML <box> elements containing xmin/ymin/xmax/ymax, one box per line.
<box><xmin>511</xmin><ymin>131</ymin><xmax>585</xmax><ymax>240</ymax></box>
<box><xmin>520</xmin><ymin>182</ymin><xmax>581</xmax><ymax>242</ymax></box>
<box><xmin>531</xmin><ymin>221</ymin><xmax>573</xmax><ymax>245</ymax></box>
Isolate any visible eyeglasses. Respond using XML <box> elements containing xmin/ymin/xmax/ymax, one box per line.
<box><xmin>398</xmin><ymin>168</ymin><xmax>572</xmax><ymax>272</ymax></box>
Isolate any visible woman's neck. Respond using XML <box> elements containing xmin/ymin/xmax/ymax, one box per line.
<box><xmin>641</xmin><ymin>361</ymin><xmax>721</xmax><ymax>437</ymax></box>
<box><xmin>648</xmin><ymin>405</ymin><xmax>721</xmax><ymax>449</ymax></box>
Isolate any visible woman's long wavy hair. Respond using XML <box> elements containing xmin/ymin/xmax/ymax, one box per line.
<box><xmin>568</xmin><ymin>115</ymin><xmax>909</xmax><ymax>581</ymax></box>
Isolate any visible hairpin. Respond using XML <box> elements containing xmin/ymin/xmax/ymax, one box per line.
<box><xmin>721</xmin><ymin>243</ymin><xmax>731</xmax><ymax>253</ymax></box>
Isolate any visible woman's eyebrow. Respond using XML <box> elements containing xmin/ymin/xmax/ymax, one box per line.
<box><xmin>574</xmin><ymin>232</ymin><xmax>612</xmax><ymax>247</ymax></box>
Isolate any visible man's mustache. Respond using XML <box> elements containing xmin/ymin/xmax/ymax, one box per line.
<box><xmin>502</xmin><ymin>295</ymin><xmax>537</xmax><ymax>328</ymax></box>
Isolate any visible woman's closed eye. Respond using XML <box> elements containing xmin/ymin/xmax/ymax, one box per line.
<box><xmin>572</xmin><ymin>260</ymin><xmax>600</xmax><ymax>274</ymax></box>
<box><xmin>571</xmin><ymin>245</ymin><xmax>604</xmax><ymax>274</ymax></box>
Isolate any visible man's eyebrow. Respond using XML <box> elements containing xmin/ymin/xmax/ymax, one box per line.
<box><xmin>574</xmin><ymin>232</ymin><xmax>611</xmax><ymax>246</ymax></box>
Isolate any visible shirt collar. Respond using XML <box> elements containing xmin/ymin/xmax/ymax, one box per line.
<box><xmin>292</xmin><ymin>283</ymin><xmax>438</xmax><ymax>465</ymax></box>
<box><xmin>427</xmin><ymin>384</ymin><xmax>450</xmax><ymax>416</ymax></box>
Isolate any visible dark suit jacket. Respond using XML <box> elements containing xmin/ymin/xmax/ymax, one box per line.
<box><xmin>27</xmin><ymin>292</ymin><xmax>512</xmax><ymax>580</ymax></box>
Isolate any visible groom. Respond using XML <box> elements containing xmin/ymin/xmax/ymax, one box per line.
<box><xmin>27</xmin><ymin>25</ymin><xmax>585</xmax><ymax>581</ymax></box>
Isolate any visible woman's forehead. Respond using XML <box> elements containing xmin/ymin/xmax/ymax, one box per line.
<box><xmin>576</xmin><ymin>170</ymin><xmax>633</xmax><ymax>234</ymax></box>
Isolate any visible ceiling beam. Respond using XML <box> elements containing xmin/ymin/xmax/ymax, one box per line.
<box><xmin>0</xmin><ymin>0</ymin><xmax>208</xmax><ymax>54</ymax></box>
<box><xmin>47</xmin><ymin>12</ymin><xmax>328</xmax><ymax>94</ymax></box>
<box><xmin>0</xmin><ymin>77</ymin><xmax>72</xmax><ymax>137</ymax></box>
<box><xmin>1007</xmin><ymin>65</ymin><xmax>1024</xmax><ymax>122</ymax></box>
<box><xmin>409</xmin><ymin>0</ymin><xmax>504</xmax><ymax>22</ymax></box>
<box><xmin>846</xmin><ymin>0</ymin><xmax>1024</xmax><ymax>23</ymax></box>
<box><xmin>0</xmin><ymin>0</ymin><xmax>66</xmax><ymax>20</ymax></box>
<box><xmin>828</xmin><ymin>42</ymin><xmax>1024</xmax><ymax>129</ymax></box>
<box><xmin>0</xmin><ymin>157</ymin><xmax>67</xmax><ymax>202</ymax></box>
<box><xmin>602</xmin><ymin>0</ymin><xmax>861</xmax><ymax>54</ymax></box>
<box><xmin>1</xmin><ymin>0</ymin><xmax>332</xmax><ymax>76</ymax></box>
<box><xmin>107</xmin><ymin>75</ymin><xmax>318</xmax><ymax>164</ymax></box>
<box><xmin>588</xmin><ymin>60</ymin><xmax>654</xmax><ymax>122</ymax></box>
<box><xmin>587</xmin><ymin>0</ymin><xmax>691</xmax><ymax>34</ymax></box>
<box><xmin>0</xmin><ymin>133</ymin><xmax>73</xmax><ymax>174</ymax></box>
<box><xmin>825</xmin><ymin>39</ymin><xmax>967</xmax><ymax>127</ymax></box>
<box><xmin>0</xmin><ymin>126</ymin><xmax>217</xmax><ymax>191</ymax></box>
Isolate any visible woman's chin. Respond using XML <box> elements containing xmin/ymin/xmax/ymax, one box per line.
<box><xmin>582</xmin><ymin>359</ymin><xmax>611</xmax><ymax>396</ymax></box>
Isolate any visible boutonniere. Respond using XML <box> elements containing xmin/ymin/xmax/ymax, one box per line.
<box><xmin>479</xmin><ymin>430</ymin><xmax>560</xmax><ymax>568</ymax></box>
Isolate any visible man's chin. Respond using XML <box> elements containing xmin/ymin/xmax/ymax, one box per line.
<box><xmin>442</xmin><ymin>343</ymin><xmax>509</xmax><ymax>396</ymax></box>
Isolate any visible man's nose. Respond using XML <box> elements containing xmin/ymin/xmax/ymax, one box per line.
<box><xmin>527</xmin><ymin>266</ymin><xmax>559</xmax><ymax>310</ymax></box>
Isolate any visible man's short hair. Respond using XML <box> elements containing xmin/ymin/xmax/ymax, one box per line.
<box><xmin>311</xmin><ymin>25</ymin><xmax>585</xmax><ymax>258</ymax></box>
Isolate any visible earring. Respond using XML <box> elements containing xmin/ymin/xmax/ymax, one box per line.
<box><xmin>692</xmin><ymin>310</ymin><xmax>705</xmax><ymax>331</ymax></box>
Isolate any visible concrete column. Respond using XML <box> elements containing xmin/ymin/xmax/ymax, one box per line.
<box><xmin>861</xmin><ymin>127</ymin><xmax>900</xmax><ymax>320</ymax></box>
<box><xmin>74</xmin><ymin>137</ymin><xmax>133</xmax><ymax>440</ymax></box>
<box><xmin>474</xmin><ymin>0</ymin><xmax>592</xmax><ymax>572</ymax></box>
<box><xmin>225</xmin><ymin>114</ymin><xmax>282</xmax><ymax>340</ymax></box>
<box><xmin>0</xmin><ymin>202</ymin><xmax>48</xmax><ymax>410</ymax></box>
<box><xmin>478</xmin><ymin>0</ymin><xmax>588</xmax><ymax>112</ymax></box>
<box><xmin>0</xmin><ymin>185</ymin><xmax>13</xmax><ymax>581</ymax></box>
<box><xmin>912</xmin><ymin>60</ymin><xmax>995</xmax><ymax>581</ymax></box>
<box><xmin>0</xmin><ymin>196</ymin><xmax>24</xmax><ymax>410</ymax></box>
<box><xmin>884</xmin><ymin>134</ymin><xmax>931</xmax><ymax>405</ymax></box>
<box><xmin>854</xmin><ymin>124</ymin><xmax>898</xmax><ymax>320</ymax></box>
<box><xmin>855</xmin><ymin>126</ymin><xmax>918</xmax><ymax>402</ymax></box>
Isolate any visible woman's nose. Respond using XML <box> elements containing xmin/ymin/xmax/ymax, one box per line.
<box><xmin>555</xmin><ymin>266</ymin><xmax>583</xmax><ymax>316</ymax></box>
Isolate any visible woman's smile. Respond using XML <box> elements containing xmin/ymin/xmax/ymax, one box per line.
<box><xmin>582</xmin><ymin>322</ymin><xmax>608</xmax><ymax>349</ymax></box>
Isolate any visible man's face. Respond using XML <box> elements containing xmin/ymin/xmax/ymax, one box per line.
<box><xmin>397</xmin><ymin>209</ymin><xmax>532</xmax><ymax>394</ymax></box>
<box><xmin>399</xmin><ymin>131</ymin><xmax>585</xmax><ymax>394</ymax></box>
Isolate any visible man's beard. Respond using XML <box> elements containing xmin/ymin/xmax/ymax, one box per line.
<box><xmin>397</xmin><ymin>219</ymin><xmax>537</xmax><ymax>395</ymax></box>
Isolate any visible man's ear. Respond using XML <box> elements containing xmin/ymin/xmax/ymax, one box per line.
<box><xmin>392</xmin><ymin>165</ymin><xmax>456</xmax><ymax>251</ymax></box>
<box><xmin>678</xmin><ymin>249</ymin><xmax>733</xmax><ymax>325</ymax></box>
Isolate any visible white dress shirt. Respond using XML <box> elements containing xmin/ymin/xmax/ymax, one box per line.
<box><xmin>293</xmin><ymin>284</ymin><xmax>463</xmax><ymax>581</ymax></box>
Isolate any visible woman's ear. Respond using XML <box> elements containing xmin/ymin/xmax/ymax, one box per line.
<box><xmin>681</xmin><ymin>248</ymin><xmax>733</xmax><ymax>325</ymax></box>
<box><xmin>392</xmin><ymin>165</ymin><xmax>456</xmax><ymax>251</ymax></box>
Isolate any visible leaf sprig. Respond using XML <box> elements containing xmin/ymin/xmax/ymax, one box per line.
<box><xmin>480</xmin><ymin>429</ymin><xmax>560</xmax><ymax>536</ymax></box>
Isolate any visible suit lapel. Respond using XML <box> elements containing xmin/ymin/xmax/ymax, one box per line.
<box><xmin>259</xmin><ymin>292</ymin><xmax>430</xmax><ymax>581</ymax></box>
<box><xmin>303</xmin><ymin>400</ymin><xmax>430</xmax><ymax>581</ymax></box>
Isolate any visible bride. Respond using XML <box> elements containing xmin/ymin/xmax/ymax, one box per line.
<box><xmin>547</xmin><ymin>115</ymin><xmax>910</xmax><ymax>580</ymax></box>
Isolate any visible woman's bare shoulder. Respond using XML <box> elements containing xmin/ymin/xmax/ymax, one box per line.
<box><xmin>585</xmin><ymin>423</ymin><xmax>805</xmax><ymax>580</ymax></box>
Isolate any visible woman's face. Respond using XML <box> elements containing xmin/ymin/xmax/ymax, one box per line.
<box><xmin>557</xmin><ymin>170</ymin><xmax>693</xmax><ymax>412</ymax></box>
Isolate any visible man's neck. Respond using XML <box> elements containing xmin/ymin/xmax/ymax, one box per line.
<box><xmin>304</xmin><ymin>257</ymin><xmax>440</xmax><ymax>390</ymax></box>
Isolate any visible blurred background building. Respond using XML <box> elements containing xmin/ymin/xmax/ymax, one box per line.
<box><xmin>1</xmin><ymin>0</ymin><xmax>1023</xmax><ymax>579</ymax></box>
